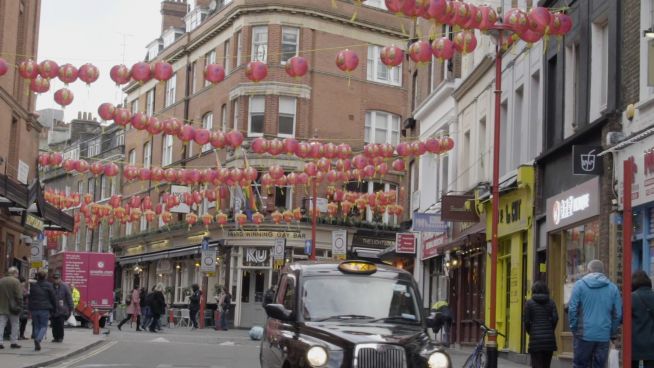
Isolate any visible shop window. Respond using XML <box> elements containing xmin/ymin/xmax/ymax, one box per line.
<box><xmin>242</xmin><ymin>270</ymin><xmax>251</xmax><ymax>303</ymax></box>
<box><xmin>255</xmin><ymin>270</ymin><xmax>265</xmax><ymax>303</ymax></box>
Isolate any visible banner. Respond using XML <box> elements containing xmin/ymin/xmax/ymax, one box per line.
<box><xmin>273</xmin><ymin>238</ymin><xmax>285</xmax><ymax>269</ymax></box>
<box><xmin>331</xmin><ymin>230</ymin><xmax>347</xmax><ymax>260</ymax></box>
<box><xmin>169</xmin><ymin>185</ymin><xmax>191</xmax><ymax>213</ymax></box>
<box><xmin>200</xmin><ymin>250</ymin><xmax>217</xmax><ymax>273</ymax></box>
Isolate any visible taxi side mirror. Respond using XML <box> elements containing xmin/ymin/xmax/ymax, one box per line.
<box><xmin>265</xmin><ymin>303</ymin><xmax>293</xmax><ymax>321</ymax></box>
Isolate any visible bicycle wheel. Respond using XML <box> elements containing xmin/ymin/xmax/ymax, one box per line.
<box><xmin>462</xmin><ymin>350</ymin><xmax>487</xmax><ymax>368</ymax></box>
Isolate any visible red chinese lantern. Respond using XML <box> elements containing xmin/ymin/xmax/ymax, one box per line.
<box><xmin>293</xmin><ymin>208</ymin><xmax>303</xmax><ymax>221</ymax></box>
<box><xmin>352</xmin><ymin>154</ymin><xmax>368</xmax><ymax>170</ymax></box>
<box><xmin>425</xmin><ymin>137</ymin><xmax>442</xmax><ymax>154</ymax></box>
<box><xmin>226</xmin><ymin>129</ymin><xmax>244</xmax><ymax>148</ymax></box>
<box><xmin>392</xmin><ymin>158</ymin><xmax>405</xmax><ymax>171</ymax></box>
<box><xmin>38</xmin><ymin>153</ymin><xmax>50</xmax><ymax>167</ymax></box>
<box><xmin>251</xmin><ymin>137</ymin><xmax>269</xmax><ymax>154</ymax></box>
<box><xmin>113</xmin><ymin>108</ymin><xmax>132</xmax><ymax>127</ymax></box>
<box><xmin>432</xmin><ymin>37</ymin><xmax>455</xmax><ymax>62</ymax></box>
<box><xmin>341</xmin><ymin>200</ymin><xmax>353</xmax><ymax>215</ymax></box>
<box><xmin>178</xmin><ymin>124</ymin><xmax>195</xmax><ymax>143</ymax></box>
<box><xmin>110</xmin><ymin>64</ymin><xmax>131</xmax><ymax>85</ymax></box>
<box><xmin>503</xmin><ymin>8</ymin><xmax>528</xmax><ymax>35</ymax></box>
<box><xmin>146</xmin><ymin>117</ymin><xmax>163</xmax><ymax>135</ymax></box>
<box><xmin>151</xmin><ymin>61</ymin><xmax>174</xmax><ymax>82</ymax></box>
<box><xmin>98</xmin><ymin>103</ymin><xmax>116</xmax><ymax>121</ymax></box>
<box><xmin>186</xmin><ymin>169</ymin><xmax>202</xmax><ymax>185</ymax></box>
<box><xmin>337</xmin><ymin>143</ymin><xmax>352</xmax><ymax>159</ymax></box>
<box><xmin>131</xmin><ymin>112</ymin><xmax>148</xmax><ymax>130</ymax></box>
<box><xmin>335</xmin><ymin>49</ymin><xmax>359</xmax><ymax>73</ymax></box>
<box><xmin>244</xmin><ymin>167</ymin><xmax>258</xmax><ymax>182</ymax></box>
<box><xmin>164</xmin><ymin>168</ymin><xmax>179</xmax><ymax>183</ymax></box>
<box><xmin>0</xmin><ymin>58</ymin><xmax>8</xmax><ymax>77</ymax></box>
<box><xmin>54</xmin><ymin>88</ymin><xmax>74</xmax><ymax>107</ymax></box>
<box><xmin>408</xmin><ymin>40</ymin><xmax>432</xmax><ymax>64</ymax></box>
<box><xmin>453</xmin><ymin>30</ymin><xmax>477</xmax><ymax>54</ymax></box>
<box><xmin>216</xmin><ymin>212</ymin><xmax>228</xmax><ymax>227</ymax></box>
<box><xmin>90</xmin><ymin>162</ymin><xmax>104</xmax><ymax>176</ymax></box>
<box><xmin>269</xmin><ymin>165</ymin><xmax>285</xmax><ymax>180</ymax></box>
<box><xmin>440</xmin><ymin>135</ymin><xmax>455</xmax><ymax>152</ymax></box>
<box><xmin>104</xmin><ymin>162</ymin><xmax>119</xmax><ymax>177</ymax></box>
<box><xmin>78</xmin><ymin>63</ymin><xmax>99</xmax><ymax>85</ymax></box>
<box><xmin>402</xmin><ymin>0</ymin><xmax>427</xmax><ymax>18</ymax></box>
<box><xmin>19</xmin><ymin>59</ymin><xmax>39</xmax><ymax>79</ymax></box>
<box><xmin>518</xmin><ymin>29</ymin><xmax>544</xmax><ymax>44</ymax></box>
<box><xmin>528</xmin><ymin>7</ymin><xmax>552</xmax><ymax>35</ymax></box>
<box><xmin>295</xmin><ymin>142</ymin><xmax>311</xmax><ymax>158</ymax></box>
<box><xmin>235</xmin><ymin>213</ymin><xmax>247</xmax><ymax>227</ymax></box>
<box><xmin>38</xmin><ymin>60</ymin><xmax>59</xmax><ymax>80</ymax></box>
<box><xmin>309</xmin><ymin>141</ymin><xmax>324</xmax><ymax>159</ymax></box>
<box><xmin>296</xmin><ymin>173</ymin><xmax>309</xmax><ymax>186</ymax></box>
<box><xmin>210</xmin><ymin>130</ymin><xmax>226</xmax><ymax>149</ymax></box>
<box><xmin>550</xmin><ymin>13</ymin><xmax>572</xmax><ymax>36</ymax></box>
<box><xmin>229</xmin><ymin>168</ymin><xmax>243</xmax><ymax>182</ymax></box>
<box><xmin>193</xmin><ymin>128</ymin><xmax>211</xmax><ymax>146</ymax></box>
<box><xmin>317</xmin><ymin>158</ymin><xmax>331</xmax><ymax>172</ymax></box>
<box><xmin>252</xmin><ymin>212</ymin><xmax>264</xmax><ymax>226</ymax></box>
<box><xmin>83</xmin><ymin>193</ymin><xmax>93</xmax><ymax>205</ymax></box>
<box><xmin>478</xmin><ymin>5</ymin><xmax>498</xmax><ymax>32</ymax></box>
<box><xmin>131</xmin><ymin>62</ymin><xmax>151</xmax><ymax>83</ymax></box>
<box><xmin>285</xmin><ymin>56</ymin><xmax>309</xmax><ymax>78</ymax></box>
<box><xmin>377</xmin><ymin>162</ymin><xmax>389</xmax><ymax>176</ymax></box>
<box><xmin>363</xmin><ymin>165</ymin><xmax>376</xmax><ymax>178</ymax></box>
<box><xmin>463</xmin><ymin>4</ymin><xmax>482</xmax><ymax>30</ymax></box>
<box><xmin>138</xmin><ymin>167</ymin><xmax>152</xmax><ymax>181</ymax></box>
<box><xmin>268</xmin><ymin>139</ymin><xmax>284</xmax><ymax>156</ymax></box>
<box><xmin>271</xmin><ymin>211</ymin><xmax>283</xmax><ymax>224</ymax></box>
<box><xmin>430</xmin><ymin>0</ymin><xmax>454</xmax><ymax>24</ymax></box>
<box><xmin>163</xmin><ymin>118</ymin><xmax>182</xmax><ymax>136</ymax></box>
<box><xmin>50</xmin><ymin>152</ymin><xmax>63</xmax><ymax>166</ymax></box>
<box><xmin>385</xmin><ymin>0</ymin><xmax>405</xmax><ymax>15</ymax></box>
<box><xmin>283</xmin><ymin>138</ymin><xmax>299</xmax><ymax>155</ymax></box>
<box><xmin>123</xmin><ymin>165</ymin><xmax>139</xmax><ymax>181</ymax></box>
<box><xmin>245</xmin><ymin>61</ymin><xmax>268</xmax><ymax>83</ymax></box>
<box><xmin>186</xmin><ymin>213</ymin><xmax>198</xmax><ymax>227</ymax></box>
<box><xmin>161</xmin><ymin>211</ymin><xmax>173</xmax><ymax>225</ymax></box>
<box><xmin>323</xmin><ymin>142</ymin><xmax>337</xmax><ymax>159</ymax></box>
<box><xmin>380</xmin><ymin>45</ymin><xmax>404</xmax><ymax>68</ymax></box>
<box><xmin>57</xmin><ymin>63</ymin><xmax>78</xmax><ymax>85</ymax></box>
<box><xmin>304</xmin><ymin>162</ymin><xmax>318</xmax><ymax>177</ymax></box>
<box><xmin>204</xmin><ymin>64</ymin><xmax>225</xmax><ymax>84</ymax></box>
<box><xmin>450</xmin><ymin>1</ymin><xmax>471</xmax><ymax>27</ymax></box>
<box><xmin>62</xmin><ymin>159</ymin><xmax>75</xmax><ymax>172</ymax></box>
<box><xmin>411</xmin><ymin>141</ymin><xmax>427</xmax><ymax>156</ymax></box>
<box><xmin>30</xmin><ymin>77</ymin><xmax>50</xmax><ymax>94</ymax></box>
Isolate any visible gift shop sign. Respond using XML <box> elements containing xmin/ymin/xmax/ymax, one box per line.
<box><xmin>546</xmin><ymin>177</ymin><xmax>600</xmax><ymax>232</ymax></box>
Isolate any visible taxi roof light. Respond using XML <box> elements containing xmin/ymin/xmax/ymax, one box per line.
<box><xmin>338</xmin><ymin>261</ymin><xmax>377</xmax><ymax>274</ymax></box>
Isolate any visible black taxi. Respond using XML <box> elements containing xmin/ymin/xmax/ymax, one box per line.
<box><xmin>259</xmin><ymin>260</ymin><xmax>452</xmax><ymax>368</ymax></box>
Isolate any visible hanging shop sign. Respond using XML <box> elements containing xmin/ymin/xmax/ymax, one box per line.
<box><xmin>352</xmin><ymin>231</ymin><xmax>396</xmax><ymax>252</ymax></box>
<box><xmin>226</xmin><ymin>230</ymin><xmax>306</xmax><ymax>239</ymax></box>
<box><xmin>412</xmin><ymin>212</ymin><xmax>447</xmax><ymax>232</ymax></box>
<box><xmin>421</xmin><ymin>231</ymin><xmax>447</xmax><ymax>260</ymax></box>
<box><xmin>331</xmin><ymin>230</ymin><xmax>347</xmax><ymax>260</ymax></box>
<box><xmin>396</xmin><ymin>233</ymin><xmax>417</xmax><ymax>254</ymax></box>
<box><xmin>26</xmin><ymin>215</ymin><xmax>44</xmax><ymax>232</ymax></box>
<box><xmin>572</xmin><ymin>145</ymin><xmax>603</xmax><ymax>175</ymax></box>
<box><xmin>273</xmin><ymin>238</ymin><xmax>285</xmax><ymax>269</ymax></box>
<box><xmin>615</xmin><ymin>137</ymin><xmax>654</xmax><ymax>208</ymax></box>
<box><xmin>442</xmin><ymin>195</ymin><xmax>479</xmax><ymax>222</ymax></box>
<box><xmin>546</xmin><ymin>177</ymin><xmax>600</xmax><ymax>232</ymax></box>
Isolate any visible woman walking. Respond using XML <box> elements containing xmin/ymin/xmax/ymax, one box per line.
<box><xmin>523</xmin><ymin>281</ymin><xmax>558</xmax><ymax>368</ymax></box>
<box><xmin>117</xmin><ymin>286</ymin><xmax>141</xmax><ymax>331</ymax></box>
<box><xmin>28</xmin><ymin>271</ymin><xmax>56</xmax><ymax>351</ymax></box>
<box><xmin>631</xmin><ymin>270</ymin><xmax>654</xmax><ymax>368</ymax></box>
<box><xmin>149</xmin><ymin>284</ymin><xmax>166</xmax><ymax>333</ymax></box>
<box><xmin>188</xmin><ymin>284</ymin><xmax>201</xmax><ymax>329</ymax></box>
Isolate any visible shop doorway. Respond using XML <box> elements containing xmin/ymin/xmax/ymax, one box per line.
<box><xmin>498</xmin><ymin>240</ymin><xmax>511</xmax><ymax>350</ymax></box>
<box><xmin>240</xmin><ymin>269</ymin><xmax>268</xmax><ymax>327</ymax></box>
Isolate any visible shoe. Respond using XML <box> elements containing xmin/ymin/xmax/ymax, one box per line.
<box><xmin>52</xmin><ymin>339</ymin><xmax>62</xmax><ymax>343</ymax></box>
<box><xmin>136</xmin><ymin>329</ymin><xmax>142</xmax><ymax>332</ymax></box>
<box><xmin>19</xmin><ymin>336</ymin><xmax>27</xmax><ymax>340</ymax></box>
<box><xmin>34</xmin><ymin>341</ymin><xmax>41</xmax><ymax>351</ymax></box>
<box><xmin>117</xmin><ymin>325</ymin><xmax>122</xmax><ymax>331</ymax></box>
<box><xmin>10</xmin><ymin>344</ymin><xmax>21</xmax><ymax>349</ymax></box>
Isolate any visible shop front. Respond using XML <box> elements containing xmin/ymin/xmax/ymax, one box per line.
<box><xmin>545</xmin><ymin>177</ymin><xmax>600</xmax><ymax>358</ymax></box>
<box><xmin>483</xmin><ymin>165</ymin><xmax>535</xmax><ymax>354</ymax></box>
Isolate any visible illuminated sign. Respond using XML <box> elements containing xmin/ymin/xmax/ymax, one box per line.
<box><xmin>227</xmin><ymin>230</ymin><xmax>306</xmax><ymax>239</ymax></box>
<box><xmin>546</xmin><ymin>178</ymin><xmax>600</xmax><ymax>232</ymax></box>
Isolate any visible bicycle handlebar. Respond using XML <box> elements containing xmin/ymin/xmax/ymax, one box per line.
<box><xmin>473</xmin><ymin>319</ymin><xmax>506</xmax><ymax>338</ymax></box>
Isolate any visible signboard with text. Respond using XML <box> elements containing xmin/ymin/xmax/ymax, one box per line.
<box><xmin>442</xmin><ymin>195</ymin><xmax>479</xmax><ymax>222</ymax></box>
<box><xmin>546</xmin><ymin>177</ymin><xmax>600</xmax><ymax>232</ymax></box>
<box><xmin>169</xmin><ymin>185</ymin><xmax>191</xmax><ymax>213</ymax></box>
<box><xmin>331</xmin><ymin>230</ymin><xmax>347</xmax><ymax>260</ymax></box>
<box><xmin>396</xmin><ymin>233</ymin><xmax>417</xmax><ymax>254</ymax></box>
<box><xmin>412</xmin><ymin>212</ymin><xmax>447</xmax><ymax>232</ymax></box>
<box><xmin>615</xmin><ymin>136</ymin><xmax>654</xmax><ymax>208</ymax></box>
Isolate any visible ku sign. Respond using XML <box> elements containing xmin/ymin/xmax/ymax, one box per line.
<box><xmin>546</xmin><ymin>177</ymin><xmax>599</xmax><ymax>231</ymax></box>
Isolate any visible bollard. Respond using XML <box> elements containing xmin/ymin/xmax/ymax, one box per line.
<box><xmin>168</xmin><ymin>308</ymin><xmax>175</xmax><ymax>328</ymax></box>
<box><xmin>92</xmin><ymin>310</ymin><xmax>100</xmax><ymax>335</ymax></box>
<box><xmin>214</xmin><ymin>309</ymin><xmax>221</xmax><ymax>330</ymax></box>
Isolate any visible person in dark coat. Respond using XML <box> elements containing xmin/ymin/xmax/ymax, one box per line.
<box><xmin>523</xmin><ymin>281</ymin><xmax>558</xmax><ymax>368</ymax></box>
<box><xmin>188</xmin><ymin>284</ymin><xmax>201</xmax><ymax>329</ymax></box>
<box><xmin>51</xmin><ymin>273</ymin><xmax>74</xmax><ymax>343</ymax></box>
<box><xmin>148</xmin><ymin>283</ymin><xmax>166</xmax><ymax>333</ymax></box>
<box><xmin>29</xmin><ymin>271</ymin><xmax>56</xmax><ymax>351</ymax></box>
<box><xmin>18</xmin><ymin>277</ymin><xmax>29</xmax><ymax>340</ymax></box>
<box><xmin>631</xmin><ymin>271</ymin><xmax>654</xmax><ymax>368</ymax></box>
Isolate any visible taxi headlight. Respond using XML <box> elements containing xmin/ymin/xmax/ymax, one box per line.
<box><xmin>428</xmin><ymin>351</ymin><xmax>450</xmax><ymax>368</ymax></box>
<box><xmin>306</xmin><ymin>346</ymin><xmax>328</xmax><ymax>367</ymax></box>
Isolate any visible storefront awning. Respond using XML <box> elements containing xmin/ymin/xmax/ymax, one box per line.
<box><xmin>477</xmin><ymin>174</ymin><xmax>518</xmax><ymax>201</ymax></box>
<box><xmin>117</xmin><ymin>240</ymin><xmax>222</xmax><ymax>265</ymax></box>
<box><xmin>436</xmin><ymin>222</ymin><xmax>486</xmax><ymax>254</ymax></box>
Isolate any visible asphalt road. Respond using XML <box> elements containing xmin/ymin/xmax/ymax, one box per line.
<box><xmin>46</xmin><ymin>327</ymin><xmax>262</xmax><ymax>368</ymax></box>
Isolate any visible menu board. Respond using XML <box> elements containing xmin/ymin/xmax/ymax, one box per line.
<box><xmin>62</xmin><ymin>252</ymin><xmax>89</xmax><ymax>307</ymax></box>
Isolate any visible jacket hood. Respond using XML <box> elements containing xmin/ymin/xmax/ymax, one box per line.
<box><xmin>582</xmin><ymin>272</ymin><xmax>611</xmax><ymax>289</ymax></box>
<box><xmin>532</xmin><ymin>293</ymin><xmax>550</xmax><ymax>304</ymax></box>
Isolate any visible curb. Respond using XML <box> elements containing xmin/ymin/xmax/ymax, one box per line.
<box><xmin>22</xmin><ymin>339</ymin><xmax>108</xmax><ymax>368</ymax></box>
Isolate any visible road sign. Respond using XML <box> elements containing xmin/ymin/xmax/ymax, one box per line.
<box><xmin>200</xmin><ymin>250</ymin><xmax>217</xmax><ymax>272</ymax></box>
<box><xmin>304</xmin><ymin>240</ymin><xmax>312</xmax><ymax>255</ymax></box>
<box><xmin>201</xmin><ymin>237</ymin><xmax>210</xmax><ymax>251</ymax></box>
<box><xmin>31</xmin><ymin>261</ymin><xmax>43</xmax><ymax>269</ymax></box>
<box><xmin>31</xmin><ymin>243</ymin><xmax>43</xmax><ymax>262</ymax></box>
<box><xmin>331</xmin><ymin>230</ymin><xmax>347</xmax><ymax>260</ymax></box>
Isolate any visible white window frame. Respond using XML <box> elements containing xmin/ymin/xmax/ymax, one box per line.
<box><xmin>280</xmin><ymin>27</ymin><xmax>299</xmax><ymax>64</ymax></box>
<box><xmin>75</xmin><ymin>229</ymin><xmax>81</xmax><ymax>251</ymax></box>
<box><xmin>128</xmin><ymin>149</ymin><xmax>136</xmax><ymax>165</ymax></box>
<box><xmin>88</xmin><ymin>138</ymin><xmax>101</xmax><ymax>157</ymax></box>
<box><xmin>248</xmin><ymin>95</ymin><xmax>265</xmax><ymax>137</ymax></box>
<box><xmin>191</xmin><ymin>61</ymin><xmax>198</xmax><ymax>94</ymax></box>
<box><xmin>146</xmin><ymin>89</ymin><xmax>155</xmax><ymax>116</ymax></box>
<box><xmin>165</xmin><ymin>73</ymin><xmax>177</xmax><ymax>107</ymax></box>
<box><xmin>143</xmin><ymin>141</ymin><xmax>152</xmax><ymax>168</ymax></box>
<box><xmin>233</xmin><ymin>98</ymin><xmax>239</xmax><ymax>130</ymax></box>
<box><xmin>140</xmin><ymin>215</ymin><xmax>147</xmax><ymax>232</ymax></box>
<box><xmin>367</xmin><ymin>45</ymin><xmax>402</xmax><ymax>86</ymax></box>
<box><xmin>251</xmin><ymin>26</ymin><xmax>268</xmax><ymax>62</ymax></box>
<box><xmin>85</xmin><ymin>229</ymin><xmax>92</xmax><ymax>252</ymax></box>
<box><xmin>163</xmin><ymin>135</ymin><xmax>173</xmax><ymax>166</ymax></box>
<box><xmin>131</xmin><ymin>99</ymin><xmax>139</xmax><ymax>114</ymax></box>
<box><xmin>100</xmin><ymin>175</ymin><xmax>108</xmax><ymax>200</ymax></box>
<box><xmin>589</xmin><ymin>20</ymin><xmax>609</xmax><ymax>122</ymax></box>
<box><xmin>98</xmin><ymin>223</ymin><xmax>105</xmax><ymax>252</ymax></box>
<box><xmin>224</xmin><ymin>39</ymin><xmax>231</xmax><ymax>74</ymax></box>
<box><xmin>364</xmin><ymin>0</ymin><xmax>387</xmax><ymax>9</ymax></box>
<box><xmin>221</xmin><ymin>104</ymin><xmax>228</xmax><ymax>132</ymax></box>
<box><xmin>125</xmin><ymin>221</ymin><xmax>133</xmax><ymax>236</ymax></box>
<box><xmin>87</xmin><ymin>178</ymin><xmax>95</xmax><ymax>199</ymax></box>
<box><xmin>236</xmin><ymin>31</ymin><xmax>243</xmax><ymax>67</ymax></box>
<box><xmin>202</xmin><ymin>112</ymin><xmax>213</xmax><ymax>152</ymax></box>
<box><xmin>278</xmin><ymin>96</ymin><xmax>296</xmax><ymax>138</ymax></box>
<box><xmin>204</xmin><ymin>50</ymin><xmax>216</xmax><ymax>87</ymax></box>
<box><xmin>364</xmin><ymin>111</ymin><xmax>400</xmax><ymax>144</ymax></box>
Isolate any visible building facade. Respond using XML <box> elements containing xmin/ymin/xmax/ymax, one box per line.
<box><xmin>113</xmin><ymin>0</ymin><xmax>410</xmax><ymax>328</ymax></box>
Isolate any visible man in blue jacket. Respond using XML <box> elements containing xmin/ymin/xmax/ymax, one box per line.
<box><xmin>568</xmin><ymin>259</ymin><xmax>622</xmax><ymax>368</ymax></box>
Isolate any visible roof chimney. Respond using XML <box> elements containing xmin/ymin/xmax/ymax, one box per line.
<box><xmin>161</xmin><ymin>0</ymin><xmax>189</xmax><ymax>33</ymax></box>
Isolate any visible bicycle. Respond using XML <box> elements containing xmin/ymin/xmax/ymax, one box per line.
<box><xmin>462</xmin><ymin>320</ymin><xmax>506</xmax><ymax>368</ymax></box>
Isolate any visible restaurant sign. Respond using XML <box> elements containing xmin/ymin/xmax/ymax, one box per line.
<box><xmin>442</xmin><ymin>195</ymin><xmax>479</xmax><ymax>222</ymax></box>
<box><xmin>546</xmin><ymin>177</ymin><xmax>600</xmax><ymax>232</ymax></box>
<box><xmin>227</xmin><ymin>230</ymin><xmax>306</xmax><ymax>239</ymax></box>
<box><xmin>352</xmin><ymin>232</ymin><xmax>396</xmax><ymax>251</ymax></box>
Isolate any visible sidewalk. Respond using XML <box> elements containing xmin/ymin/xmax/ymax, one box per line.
<box><xmin>0</xmin><ymin>326</ymin><xmax>105</xmax><ymax>368</ymax></box>
<box><xmin>446</xmin><ymin>346</ymin><xmax>530</xmax><ymax>367</ymax></box>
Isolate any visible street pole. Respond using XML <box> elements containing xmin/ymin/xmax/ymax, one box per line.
<box><xmin>487</xmin><ymin>27</ymin><xmax>506</xmax><ymax>368</ymax></box>
<box><xmin>622</xmin><ymin>160</ymin><xmax>633</xmax><ymax>367</ymax></box>
<box><xmin>310</xmin><ymin>179</ymin><xmax>317</xmax><ymax>261</ymax></box>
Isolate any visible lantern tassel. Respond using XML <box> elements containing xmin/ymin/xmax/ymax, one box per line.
<box><xmin>331</xmin><ymin>0</ymin><xmax>337</xmax><ymax>8</ymax></box>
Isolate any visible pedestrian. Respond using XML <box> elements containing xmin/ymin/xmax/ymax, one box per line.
<box><xmin>71</xmin><ymin>283</ymin><xmax>80</xmax><ymax>309</ymax></box>
<box><xmin>148</xmin><ymin>283</ymin><xmax>166</xmax><ymax>333</ymax></box>
<box><xmin>29</xmin><ymin>270</ymin><xmax>56</xmax><ymax>351</ymax></box>
<box><xmin>428</xmin><ymin>300</ymin><xmax>453</xmax><ymax>347</ymax></box>
<box><xmin>188</xmin><ymin>284</ymin><xmax>201</xmax><ymax>329</ymax></box>
<box><xmin>139</xmin><ymin>287</ymin><xmax>151</xmax><ymax>330</ymax></box>
<box><xmin>0</xmin><ymin>267</ymin><xmax>23</xmax><ymax>349</ymax></box>
<box><xmin>18</xmin><ymin>277</ymin><xmax>29</xmax><ymax>340</ymax></box>
<box><xmin>631</xmin><ymin>270</ymin><xmax>654</xmax><ymax>368</ymax></box>
<box><xmin>117</xmin><ymin>285</ymin><xmax>141</xmax><ymax>331</ymax></box>
<box><xmin>568</xmin><ymin>260</ymin><xmax>622</xmax><ymax>368</ymax></box>
<box><xmin>51</xmin><ymin>272</ymin><xmax>74</xmax><ymax>343</ymax></box>
<box><xmin>524</xmin><ymin>281</ymin><xmax>558</xmax><ymax>368</ymax></box>
<box><xmin>219</xmin><ymin>288</ymin><xmax>231</xmax><ymax>331</ymax></box>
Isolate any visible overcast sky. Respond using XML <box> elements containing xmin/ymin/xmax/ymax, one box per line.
<box><xmin>35</xmin><ymin>0</ymin><xmax>164</xmax><ymax>121</ymax></box>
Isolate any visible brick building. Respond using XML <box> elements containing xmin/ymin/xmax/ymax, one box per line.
<box><xmin>0</xmin><ymin>0</ymin><xmax>72</xmax><ymax>276</ymax></box>
<box><xmin>112</xmin><ymin>0</ymin><xmax>410</xmax><ymax>327</ymax></box>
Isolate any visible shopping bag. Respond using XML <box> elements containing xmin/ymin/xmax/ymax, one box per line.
<box><xmin>66</xmin><ymin>314</ymin><xmax>78</xmax><ymax>327</ymax></box>
<box><xmin>608</xmin><ymin>346</ymin><xmax>619</xmax><ymax>368</ymax></box>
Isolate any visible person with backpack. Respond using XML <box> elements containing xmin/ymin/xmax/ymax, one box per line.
<box><xmin>631</xmin><ymin>270</ymin><xmax>654</xmax><ymax>368</ymax></box>
<box><xmin>524</xmin><ymin>281</ymin><xmax>559</xmax><ymax>368</ymax></box>
<box><xmin>188</xmin><ymin>284</ymin><xmax>201</xmax><ymax>329</ymax></box>
<box><xmin>428</xmin><ymin>300</ymin><xmax>453</xmax><ymax>347</ymax></box>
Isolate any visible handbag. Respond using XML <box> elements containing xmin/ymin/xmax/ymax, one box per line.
<box><xmin>608</xmin><ymin>345</ymin><xmax>619</xmax><ymax>368</ymax></box>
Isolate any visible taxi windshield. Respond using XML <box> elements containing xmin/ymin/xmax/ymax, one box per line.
<box><xmin>301</xmin><ymin>276</ymin><xmax>421</xmax><ymax>323</ymax></box>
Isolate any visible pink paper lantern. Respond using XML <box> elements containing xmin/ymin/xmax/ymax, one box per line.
<box><xmin>504</xmin><ymin>9</ymin><xmax>529</xmax><ymax>35</ymax></box>
<box><xmin>146</xmin><ymin>117</ymin><xmax>163</xmax><ymax>135</ymax></box>
<box><xmin>380</xmin><ymin>45</ymin><xmax>404</xmax><ymax>68</ymax></box>
<box><xmin>75</xmin><ymin>160</ymin><xmax>90</xmax><ymax>173</ymax></box>
<box><xmin>131</xmin><ymin>112</ymin><xmax>148</xmax><ymax>130</ymax></box>
<box><xmin>251</xmin><ymin>137</ymin><xmax>269</xmax><ymax>154</ymax></box>
<box><xmin>131</xmin><ymin>62</ymin><xmax>152</xmax><ymax>83</ymax></box>
<box><xmin>78</xmin><ymin>63</ymin><xmax>99</xmax><ymax>85</ymax></box>
<box><xmin>478</xmin><ymin>5</ymin><xmax>498</xmax><ymax>32</ymax></box>
<box><xmin>30</xmin><ymin>77</ymin><xmax>50</xmax><ymax>94</ymax></box>
<box><xmin>408</xmin><ymin>40</ymin><xmax>432</xmax><ymax>64</ymax></box>
<box><xmin>226</xmin><ymin>129</ymin><xmax>244</xmax><ymax>148</ymax></box>
<box><xmin>204</xmin><ymin>64</ymin><xmax>225</xmax><ymax>84</ymax></box>
<box><xmin>113</xmin><ymin>108</ymin><xmax>132</xmax><ymax>127</ymax></box>
<box><xmin>194</xmin><ymin>128</ymin><xmax>211</xmax><ymax>145</ymax></box>
<box><xmin>392</xmin><ymin>159</ymin><xmax>405</xmax><ymax>171</ymax></box>
<box><xmin>283</xmin><ymin>138</ymin><xmax>299</xmax><ymax>155</ymax></box>
<box><xmin>528</xmin><ymin>7</ymin><xmax>552</xmax><ymax>35</ymax></box>
<box><xmin>57</xmin><ymin>63</ymin><xmax>78</xmax><ymax>85</ymax></box>
<box><xmin>210</xmin><ymin>131</ymin><xmax>226</xmax><ymax>149</ymax></box>
<box><xmin>0</xmin><ymin>58</ymin><xmax>8</xmax><ymax>77</ymax></box>
<box><xmin>151</xmin><ymin>61</ymin><xmax>174</xmax><ymax>82</ymax></box>
<box><xmin>269</xmin><ymin>165</ymin><xmax>285</xmax><ymax>180</ymax></box>
<box><xmin>18</xmin><ymin>59</ymin><xmax>39</xmax><ymax>79</ymax></box>
<box><xmin>49</xmin><ymin>152</ymin><xmax>63</xmax><ymax>166</ymax></box>
<box><xmin>151</xmin><ymin>167</ymin><xmax>165</xmax><ymax>182</ymax></box>
<box><xmin>38</xmin><ymin>60</ymin><xmax>59</xmax><ymax>80</ymax></box>
<box><xmin>245</xmin><ymin>61</ymin><xmax>268</xmax><ymax>83</ymax></box>
<box><xmin>139</xmin><ymin>168</ymin><xmax>152</xmax><ymax>181</ymax></box>
<box><xmin>104</xmin><ymin>163</ymin><xmax>119</xmax><ymax>177</ymax></box>
<box><xmin>98</xmin><ymin>103</ymin><xmax>116</xmax><ymax>121</ymax></box>
<box><xmin>453</xmin><ymin>30</ymin><xmax>478</xmax><ymax>54</ymax></box>
<box><xmin>336</xmin><ymin>49</ymin><xmax>359</xmax><ymax>73</ymax></box>
<box><xmin>285</xmin><ymin>56</ymin><xmax>309</xmax><ymax>78</ymax></box>
<box><xmin>110</xmin><ymin>64</ymin><xmax>131</xmax><ymax>85</ymax></box>
<box><xmin>54</xmin><ymin>88</ymin><xmax>74</xmax><ymax>107</ymax></box>
<box><xmin>450</xmin><ymin>1</ymin><xmax>471</xmax><ymax>27</ymax></box>
<box><xmin>268</xmin><ymin>139</ymin><xmax>284</xmax><ymax>156</ymax></box>
<box><xmin>178</xmin><ymin>124</ymin><xmax>196</xmax><ymax>143</ymax></box>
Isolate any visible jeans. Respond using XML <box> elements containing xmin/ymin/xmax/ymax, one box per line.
<box><xmin>31</xmin><ymin>310</ymin><xmax>50</xmax><ymax>343</ymax></box>
<box><xmin>140</xmin><ymin>307</ymin><xmax>151</xmax><ymax>329</ymax></box>
<box><xmin>220</xmin><ymin>309</ymin><xmax>228</xmax><ymax>330</ymax></box>
<box><xmin>0</xmin><ymin>314</ymin><xmax>19</xmax><ymax>344</ymax></box>
<box><xmin>118</xmin><ymin>314</ymin><xmax>141</xmax><ymax>330</ymax></box>
<box><xmin>573</xmin><ymin>337</ymin><xmax>609</xmax><ymax>368</ymax></box>
<box><xmin>149</xmin><ymin>313</ymin><xmax>161</xmax><ymax>332</ymax></box>
<box><xmin>51</xmin><ymin>315</ymin><xmax>65</xmax><ymax>341</ymax></box>
<box><xmin>530</xmin><ymin>351</ymin><xmax>553</xmax><ymax>368</ymax></box>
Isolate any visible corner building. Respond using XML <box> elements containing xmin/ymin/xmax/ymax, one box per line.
<box><xmin>115</xmin><ymin>0</ymin><xmax>410</xmax><ymax>328</ymax></box>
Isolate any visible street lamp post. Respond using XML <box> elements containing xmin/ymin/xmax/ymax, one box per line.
<box><xmin>310</xmin><ymin>179</ymin><xmax>318</xmax><ymax>261</ymax></box>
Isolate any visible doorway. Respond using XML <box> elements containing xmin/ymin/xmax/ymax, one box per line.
<box><xmin>240</xmin><ymin>269</ymin><xmax>267</xmax><ymax>327</ymax></box>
